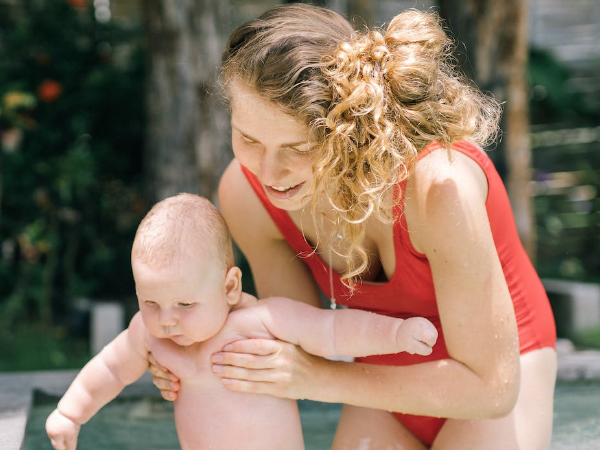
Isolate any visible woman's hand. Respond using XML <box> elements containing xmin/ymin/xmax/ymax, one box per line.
<box><xmin>148</xmin><ymin>352</ymin><xmax>180</xmax><ymax>401</ymax></box>
<box><xmin>211</xmin><ymin>338</ymin><xmax>322</xmax><ymax>400</ymax></box>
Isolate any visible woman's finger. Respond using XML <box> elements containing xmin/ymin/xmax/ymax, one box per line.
<box><xmin>212</xmin><ymin>349</ymin><xmax>279</xmax><ymax>370</ymax></box>
<box><xmin>219</xmin><ymin>378</ymin><xmax>281</xmax><ymax>396</ymax></box>
<box><xmin>152</xmin><ymin>376</ymin><xmax>180</xmax><ymax>392</ymax></box>
<box><xmin>159</xmin><ymin>389</ymin><xmax>178</xmax><ymax>401</ymax></box>
<box><xmin>212</xmin><ymin>365</ymin><xmax>284</xmax><ymax>383</ymax></box>
<box><xmin>148</xmin><ymin>352</ymin><xmax>180</xmax><ymax>382</ymax></box>
<box><xmin>221</xmin><ymin>338</ymin><xmax>284</xmax><ymax>356</ymax></box>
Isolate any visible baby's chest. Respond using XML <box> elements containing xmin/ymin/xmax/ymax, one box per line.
<box><xmin>150</xmin><ymin>339</ymin><xmax>211</xmax><ymax>381</ymax></box>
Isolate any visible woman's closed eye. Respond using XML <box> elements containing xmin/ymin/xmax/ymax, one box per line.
<box><xmin>286</xmin><ymin>145</ymin><xmax>314</xmax><ymax>155</ymax></box>
<box><xmin>240</xmin><ymin>135</ymin><xmax>259</xmax><ymax>146</ymax></box>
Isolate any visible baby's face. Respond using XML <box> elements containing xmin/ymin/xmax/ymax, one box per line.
<box><xmin>133</xmin><ymin>258</ymin><xmax>232</xmax><ymax>346</ymax></box>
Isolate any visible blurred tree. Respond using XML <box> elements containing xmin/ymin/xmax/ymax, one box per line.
<box><xmin>439</xmin><ymin>0</ymin><xmax>536</xmax><ymax>258</ymax></box>
<box><xmin>140</xmin><ymin>0</ymin><xmax>231</xmax><ymax>204</ymax></box>
<box><xmin>0</xmin><ymin>0</ymin><xmax>144</xmax><ymax>335</ymax></box>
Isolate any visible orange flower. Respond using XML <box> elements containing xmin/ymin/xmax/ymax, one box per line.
<box><xmin>37</xmin><ymin>79</ymin><xmax>62</xmax><ymax>103</ymax></box>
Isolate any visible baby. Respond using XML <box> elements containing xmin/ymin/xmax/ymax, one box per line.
<box><xmin>46</xmin><ymin>193</ymin><xmax>437</xmax><ymax>450</ymax></box>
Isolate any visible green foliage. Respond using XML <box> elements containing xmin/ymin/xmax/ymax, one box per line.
<box><xmin>528</xmin><ymin>49</ymin><xmax>600</xmax><ymax>285</ymax></box>
<box><xmin>574</xmin><ymin>327</ymin><xmax>600</xmax><ymax>350</ymax></box>
<box><xmin>528</xmin><ymin>48</ymin><xmax>600</xmax><ymax>126</ymax></box>
<box><xmin>533</xmin><ymin>141</ymin><xmax>600</xmax><ymax>284</ymax></box>
<box><xmin>0</xmin><ymin>323</ymin><xmax>90</xmax><ymax>372</ymax></box>
<box><xmin>0</xmin><ymin>0</ymin><xmax>146</xmax><ymax>339</ymax></box>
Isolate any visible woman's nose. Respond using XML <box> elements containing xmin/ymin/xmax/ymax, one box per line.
<box><xmin>258</xmin><ymin>149</ymin><xmax>286</xmax><ymax>184</ymax></box>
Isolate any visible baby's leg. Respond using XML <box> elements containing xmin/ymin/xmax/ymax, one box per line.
<box><xmin>432</xmin><ymin>347</ymin><xmax>556</xmax><ymax>450</ymax></box>
<box><xmin>332</xmin><ymin>404</ymin><xmax>428</xmax><ymax>450</ymax></box>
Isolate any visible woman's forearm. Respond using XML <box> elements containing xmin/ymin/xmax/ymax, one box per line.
<box><xmin>308</xmin><ymin>356</ymin><xmax>519</xmax><ymax>420</ymax></box>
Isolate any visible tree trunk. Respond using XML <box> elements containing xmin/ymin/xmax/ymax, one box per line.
<box><xmin>439</xmin><ymin>0</ymin><xmax>536</xmax><ymax>259</ymax></box>
<box><xmin>141</xmin><ymin>0</ymin><xmax>231</xmax><ymax>204</ymax></box>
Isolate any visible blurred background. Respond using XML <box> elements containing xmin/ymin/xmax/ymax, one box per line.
<box><xmin>0</xmin><ymin>0</ymin><xmax>599</xmax><ymax>372</ymax></box>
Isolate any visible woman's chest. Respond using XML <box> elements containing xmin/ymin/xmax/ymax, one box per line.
<box><xmin>288</xmin><ymin>210</ymin><xmax>397</xmax><ymax>283</ymax></box>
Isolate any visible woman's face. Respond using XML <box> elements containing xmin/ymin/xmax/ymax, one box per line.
<box><xmin>229</xmin><ymin>81</ymin><xmax>316</xmax><ymax>211</ymax></box>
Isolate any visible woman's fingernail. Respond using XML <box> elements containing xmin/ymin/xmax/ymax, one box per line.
<box><xmin>222</xmin><ymin>378</ymin><xmax>231</xmax><ymax>385</ymax></box>
<box><xmin>212</xmin><ymin>354</ymin><xmax>223</xmax><ymax>363</ymax></box>
<box><xmin>223</xmin><ymin>344</ymin><xmax>233</xmax><ymax>351</ymax></box>
<box><xmin>212</xmin><ymin>364</ymin><xmax>223</xmax><ymax>373</ymax></box>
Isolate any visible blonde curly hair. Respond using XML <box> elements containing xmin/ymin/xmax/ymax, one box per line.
<box><xmin>221</xmin><ymin>4</ymin><xmax>501</xmax><ymax>287</ymax></box>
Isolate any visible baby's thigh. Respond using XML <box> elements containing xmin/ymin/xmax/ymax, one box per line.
<box><xmin>332</xmin><ymin>405</ymin><xmax>428</xmax><ymax>450</ymax></box>
<box><xmin>433</xmin><ymin>347</ymin><xmax>557</xmax><ymax>450</ymax></box>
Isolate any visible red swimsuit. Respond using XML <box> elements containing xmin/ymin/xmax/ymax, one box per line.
<box><xmin>241</xmin><ymin>140</ymin><xmax>556</xmax><ymax>445</ymax></box>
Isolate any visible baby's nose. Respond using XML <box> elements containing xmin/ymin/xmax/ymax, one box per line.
<box><xmin>159</xmin><ymin>309</ymin><xmax>177</xmax><ymax>327</ymax></box>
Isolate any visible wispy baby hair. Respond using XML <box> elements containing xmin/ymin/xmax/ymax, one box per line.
<box><xmin>132</xmin><ymin>193</ymin><xmax>234</xmax><ymax>270</ymax></box>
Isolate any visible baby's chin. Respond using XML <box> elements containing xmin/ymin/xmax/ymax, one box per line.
<box><xmin>168</xmin><ymin>334</ymin><xmax>196</xmax><ymax>346</ymax></box>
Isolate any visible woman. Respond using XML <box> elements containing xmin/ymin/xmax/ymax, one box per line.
<box><xmin>150</xmin><ymin>4</ymin><xmax>557</xmax><ymax>449</ymax></box>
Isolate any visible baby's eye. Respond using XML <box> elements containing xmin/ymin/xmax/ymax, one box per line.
<box><xmin>144</xmin><ymin>301</ymin><xmax>158</xmax><ymax>307</ymax></box>
<box><xmin>178</xmin><ymin>302</ymin><xmax>195</xmax><ymax>308</ymax></box>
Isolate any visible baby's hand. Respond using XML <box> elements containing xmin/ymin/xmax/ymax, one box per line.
<box><xmin>397</xmin><ymin>317</ymin><xmax>438</xmax><ymax>355</ymax></box>
<box><xmin>46</xmin><ymin>409</ymin><xmax>81</xmax><ymax>450</ymax></box>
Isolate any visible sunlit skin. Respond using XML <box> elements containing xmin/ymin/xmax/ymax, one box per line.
<box><xmin>149</xmin><ymin>4</ymin><xmax>558</xmax><ymax>446</ymax></box>
<box><xmin>134</xmin><ymin>258</ymin><xmax>234</xmax><ymax>347</ymax></box>
<box><xmin>45</xmin><ymin>194</ymin><xmax>439</xmax><ymax>450</ymax></box>
<box><xmin>147</xmin><ymin>85</ymin><xmax>558</xmax><ymax>448</ymax></box>
<box><xmin>229</xmin><ymin>81</ymin><xmax>316</xmax><ymax>212</ymax></box>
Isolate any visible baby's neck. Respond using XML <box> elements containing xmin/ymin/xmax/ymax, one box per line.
<box><xmin>232</xmin><ymin>292</ymin><xmax>258</xmax><ymax>311</ymax></box>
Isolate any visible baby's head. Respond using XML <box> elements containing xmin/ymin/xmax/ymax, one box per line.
<box><xmin>131</xmin><ymin>194</ymin><xmax>242</xmax><ymax>346</ymax></box>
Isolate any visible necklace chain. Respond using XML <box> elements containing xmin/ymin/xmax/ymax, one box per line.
<box><xmin>328</xmin><ymin>244</ymin><xmax>337</xmax><ymax>309</ymax></box>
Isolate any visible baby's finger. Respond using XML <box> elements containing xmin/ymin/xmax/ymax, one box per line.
<box><xmin>50</xmin><ymin>437</ymin><xmax>66</xmax><ymax>450</ymax></box>
<box><xmin>420</xmin><ymin>327</ymin><xmax>438</xmax><ymax>347</ymax></box>
<box><xmin>66</xmin><ymin>434</ymin><xmax>78</xmax><ymax>450</ymax></box>
<box><xmin>410</xmin><ymin>340</ymin><xmax>434</xmax><ymax>356</ymax></box>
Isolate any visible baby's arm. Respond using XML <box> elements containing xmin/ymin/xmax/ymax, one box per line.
<box><xmin>259</xmin><ymin>298</ymin><xmax>437</xmax><ymax>358</ymax></box>
<box><xmin>46</xmin><ymin>313</ymin><xmax>149</xmax><ymax>450</ymax></box>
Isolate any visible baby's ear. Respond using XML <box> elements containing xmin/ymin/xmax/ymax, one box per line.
<box><xmin>224</xmin><ymin>266</ymin><xmax>242</xmax><ymax>305</ymax></box>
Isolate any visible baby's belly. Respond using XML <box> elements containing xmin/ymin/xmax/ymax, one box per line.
<box><xmin>174</xmin><ymin>385</ymin><xmax>304</xmax><ymax>450</ymax></box>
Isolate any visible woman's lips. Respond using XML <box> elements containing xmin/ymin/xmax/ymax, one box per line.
<box><xmin>264</xmin><ymin>182</ymin><xmax>305</xmax><ymax>200</ymax></box>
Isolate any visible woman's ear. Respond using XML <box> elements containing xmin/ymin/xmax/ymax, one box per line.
<box><xmin>224</xmin><ymin>266</ymin><xmax>243</xmax><ymax>305</ymax></box>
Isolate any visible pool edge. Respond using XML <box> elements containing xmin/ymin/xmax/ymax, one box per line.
<box><xmin>4</xmin><ymin>344</ymin><xmax>600</xmax><ymax>450</ymax></box>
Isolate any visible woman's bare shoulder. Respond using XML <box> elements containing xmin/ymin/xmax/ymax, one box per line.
<box><xmin>404</xmin><ymin>145</ymin><xmax>489</xmax><ymax>252</ymax></box>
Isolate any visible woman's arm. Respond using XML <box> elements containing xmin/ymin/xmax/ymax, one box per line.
<box><xmin>213</xmin><ymin>151</ymin><xmax>521</xmax><ymax>420</ymax></box>
<box><xmin>218</xmin><ymin>159</ymin><xmax>323</xmax><ymax>306</ymax></box>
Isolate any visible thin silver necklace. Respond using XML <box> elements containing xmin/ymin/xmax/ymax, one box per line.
<box><xmin>328</xmin><ymin>244</ymin><xmax>337</xmax><ymax>309</ymax></box>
